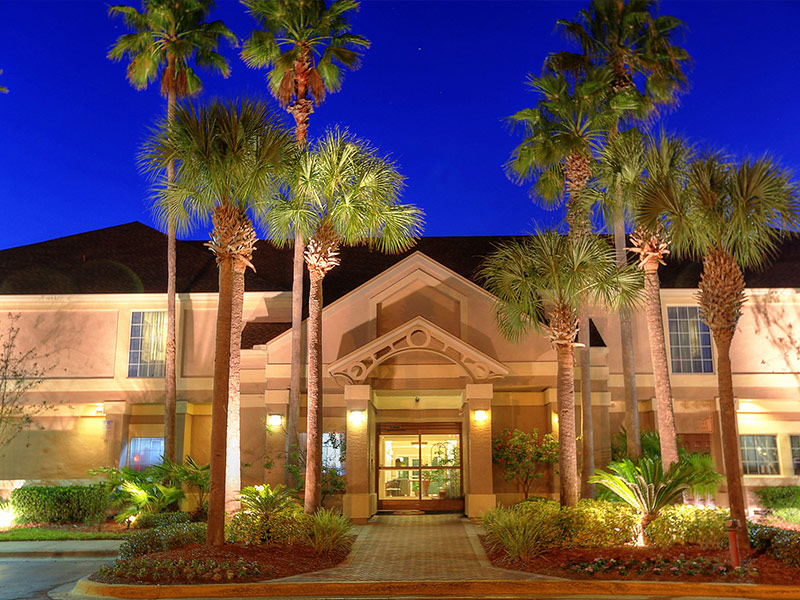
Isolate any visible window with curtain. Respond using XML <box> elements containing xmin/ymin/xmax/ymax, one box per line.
<box><xmin>128</xmin><ymin>311</ymin><xmax>167</xmax><ymax>378</ymax></box>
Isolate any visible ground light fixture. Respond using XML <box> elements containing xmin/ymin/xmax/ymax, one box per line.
<box><xmin>473</xmin><ymin>409</ymin><xmax>488</xmax><ymax>423</ymax></box>
<box><xmin>349</xmin><ymin>410</ymin><xmax>366</xmax><ymax>425</ymax></box>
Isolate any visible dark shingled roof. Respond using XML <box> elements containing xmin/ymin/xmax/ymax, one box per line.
<box><xmin>2</xmin><ymin>223</ymin><xmax>799</xmax><ymax>300</ymax></box>
<box><xmin>241</xmin><ymin>321</ymin><xmax>291</xmax><ymax>349</ymax></box>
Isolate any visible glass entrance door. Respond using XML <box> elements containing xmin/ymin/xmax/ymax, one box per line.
<box><xmin>377</xmin><ymin>423</ymin><xmax>462</xmax><ymax>512</ymax></box>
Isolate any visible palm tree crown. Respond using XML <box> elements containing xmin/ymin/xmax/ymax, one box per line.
<box><xmin>108</xmin><ymin>0</ymin><xmax>236</xmax><ymax>97</ymax></box>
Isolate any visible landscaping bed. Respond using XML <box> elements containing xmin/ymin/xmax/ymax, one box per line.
<box><xmin>90</xmin><ymin>541</ymin><xmax>351</xmax><ymax>584</ymax></box>
<box><xmin>482</xmin><ymin>539</ymin><xmax>800</xmax><ymax>584</ymax></box>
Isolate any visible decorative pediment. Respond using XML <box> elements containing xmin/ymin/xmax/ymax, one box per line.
<box><xmin>328</xmin><ymin>316</ymin><xmax>508</xmax><ymax>385</ymax></box>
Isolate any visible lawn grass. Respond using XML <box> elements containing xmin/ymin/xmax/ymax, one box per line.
<box><xmin>0</xmin><ymin>527</ymin><xmax>130</xmax><ymax>541</ymax></box>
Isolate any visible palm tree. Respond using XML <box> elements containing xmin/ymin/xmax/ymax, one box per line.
<box><xmin>241</xmin><ymin>0</ymin><xmax>369</xmax><ymax>486</ymax></box>
<box><xmin>548</xmin><ymin>0</ymin><xmax>691</xmax><ymax>460</ymax></box>
<box><xmin>265</xmin><ymin>129</ymin><xmax>423</xmax><ymax>512</ymax></box>
<box><xmin>481</xmin><ymin>231</ymin><xmax>642</xmax><ymax>507</ymax></box>
<box><xmin>507</xmin><ymin>67</ymin><xmax>623</xmax><ymax>497</ymax></box>
<box><xmin>628</xmin><ymin>131</ymin><xmax>695</xmax><ymax>467</ymax></box>
<box><xmin>656</xmin><ymin>152</ymin><xmax>800</xmax><ymax>549</ymax></box>
<box><xmin>108</xmin><ymin>0</ymin><xmax>235</xmax><ymax>464</ymax></box>
<box><xmin>139</xmin><ymin>99</ymin><xmax>295</xmax><ymax>545</ymax></box>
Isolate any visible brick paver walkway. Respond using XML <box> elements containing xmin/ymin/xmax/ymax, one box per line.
<box><xmin>281</xmin><ymin>514</ymin><xmax>549</xmax><ymax>582</ymax></box>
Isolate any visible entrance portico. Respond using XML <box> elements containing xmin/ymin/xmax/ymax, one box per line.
<box><xmin>329</xmin><ymin>317</ymin><xmax>508</xmax><ymax>522</ymax></box>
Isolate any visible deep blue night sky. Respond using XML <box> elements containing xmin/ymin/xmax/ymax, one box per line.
<box><xmin>1</xmin><ymin>1</ymin><xmax>798</xmax><ymax>250</ymax></box>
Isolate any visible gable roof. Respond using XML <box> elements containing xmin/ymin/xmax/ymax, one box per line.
<box><xmin>2</xmin><ymin>222</ymin><xmax>799</xmax><ymax>297</ymax></box>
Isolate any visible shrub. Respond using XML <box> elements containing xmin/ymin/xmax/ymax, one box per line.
<box><xmin>134</xmin><ymin>511</ymin><xmax>191</xmax><ymax>529</ymax></box>
<box><xmin>118</xmin><ymin>522</ymin><xmax>207</xmax><ymax>560</ymax></box>
<box><xmin>772</xmin><ymin>508</ymin><xmax>800</xmax><ymax>525</ymax></box>
<box><xmin>303</xmin><ymin>508</ymin><xmax>352</xmax><ymax>555</ymax></box>
<box><xmin>749</xmin><ymin>523</ymin><xmax>800</xmax><ymax>568</ymax></box>
<box><xmin>226</xmin><ymin>510</ymin><xmax>303</xmax><ymax>546</ymax></box>
<box><xmin>754</xmin><ymin>486</ymin><xmax>800</xmax><ymax>510</ymax></box>
<box><xmin>483</xmin><ymin>504</ymin><xmax>561</xmax><ymax>562</ymax></box>
<box><xmin>559</xmin><ymin>499</ymin><xmax>638</xmax><ymax>547</ymax></box>
<box><xmin>239</xmin><ymin>484</ymin><xmax>299</xmax><ymax>516</ymax></box>
<box><xmin>96</xmin><ymin>556</ymin><xmax>262</xmax><ymax>584</ymax></box>
<box><xmin>492</xmin><ymin>428</ymin><xmax>559</xmax><ymax>499</ymax></box>
<box><xmin>10</xmin><ymin>485</ymin><xmax>107</xmax><ymax>524</ymax></box>
<box><xmin>645</xmin><ymin>505</ymin><xmax>728</xmax><ymax>548</ymax></box>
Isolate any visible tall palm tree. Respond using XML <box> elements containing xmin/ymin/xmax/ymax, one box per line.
<box><xmin>139</xmin><ymin>99</ymin><xmax>295</xmax><ymax>545</ymax></box>
<box><xmin>108</xmin><ymin>0</ymin><xmax>235</xmax><ymax>464</ymax></box>
<box><xmin>507</xmin><ymin>67</ymin><xmax>625</xmax><ymax>497</ymax></box>
<box><xmin>241</xmin><ymin>0</ymin><xmax>369</xmax><ymax>486</ymax></box>
<box><xmin>481</xmin><ymin>231</ymin><xmax>642</xmax><ymax>507</ymax></box>
<box><xmin>629</xmin><ymin>131</ymin><xmax>695</xmax><ymax>467</ymax></box>
<box><xmin>656</xmin><ymin>152</ymin><xmax>799</xmax><ymax>549</ymax></box>
<box><xmin>548</xmin><ymin>0</ymin><xmax>691</xmax><ymax>460</ymax></box>
<box><xmin>266</xmin><ymin>129</ymin><xmax>423</xmax><ymax>512</ymax></box>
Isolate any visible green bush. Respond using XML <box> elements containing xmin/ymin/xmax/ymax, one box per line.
<box><xmin>645</xmin><ymin>505</ymin><xmax>728</xmax><ymax>548</ymax></box>
<box><xmin>754</xmin><ymin>486</ymin><xmax>800</xmax><ymax>510</ymax></box>
<box><xmin>134</xmin><ymin>511</ymin><xmax>191</xmax><ymax>529</ymax></box>
<box><xmin>226</xmin><ymin>510</ymin><xmax>303</xmax><ymax>546</ymax></box>
<box><xmin>749</xmin><ymin>523</ymin><xmax>800</xmax><ymax>568</ymax></box>
<box><xmin>483</xmin><ymin>504</ymin><xmax>562</xmax><ymax>561</ymax></box>
<box><xmin>303</xmin><ymin>508</ymin><xmax>352</xmax><ymax>555</ymax></box>
<box><xmin>559</xmin><ymin>499</ymin><xmax>638</xmax><ymax>547</ymax></box>
<box><xmin>97</xmin><ymin>556</ymin><xmax>261</xmax><ymax>584</ymax></box>
<box><xmin>10</xmin><ymin>485</ymin><xmax>107</xmax><ymax>524</ymax></box>
<box><xmin>118</xmin><ymin>522</ymin><xmax>207</xmax><ymax>560</ymax></box>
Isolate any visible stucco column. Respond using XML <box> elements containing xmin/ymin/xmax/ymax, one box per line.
<box><xmin>463</xmin><ymin>383</ymin><xmax>496</xmax><ymax>517</ymax></box>
<box><xmin>343</xmin><ymin>384</ymin><xmax>375</xmax><ymax>524</ymax></box>
<box><xmin>264</xmin><ymin>390</ymin><xmax>289</xmax><ymax>486</ymax></box>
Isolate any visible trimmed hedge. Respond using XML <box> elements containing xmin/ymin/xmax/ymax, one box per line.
<box><xmin>754</xmin><ymin>486</ymin><xmax>800</xmax><ymax>510</ymax></box>
<box><xmin>749</xmin><ymin>523</ymin><xmax>800</xmax><ymax>568</ymax></box>
<box><xmin>645</xmin><ymin>505</ymin><xmax>728</xmax><ymax>548</ymax></box>
<box><xmin>119</xmin><ymin>523</ymin><xmax>207</xmax><ymax>560</ymax></box>
<box><xmin>10</xmin><ymin>485</ymin><xmax>107</xmax><ymax>524</ymax></box>
<box><xmin>559</xmin><ymin>499</ymin><xmax>638</xmax><ymax>547</ymax></box>
<box><xmin>133</xmin><ymin>511</ymin><xmax>191</xmax><ymax>529</ymax></box>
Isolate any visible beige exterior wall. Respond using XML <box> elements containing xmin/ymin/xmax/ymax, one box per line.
<box><xmin>2</xmin><ymin>252</ymin><xmax>800</xmax><ymax>513</ymax></box>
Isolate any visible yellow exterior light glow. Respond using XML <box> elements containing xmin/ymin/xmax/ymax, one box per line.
<box><xmin>474</xmin><ymin>409</ymin><xmax>488</xmax><ymax>423</ymax></box>
<box><xmin>349</xmin><ymin>410</ymin><xmax>366</xmax><ymax>426</ymax></box>
<box><xmin>267</xmin><ymin>414</ymin><xmax>283</xmax><ymax>428</ymax></box>
<box><xmin>94</xmin><ymin>403</ymin><xmax>105</xmax><ymax>416</ymax></box>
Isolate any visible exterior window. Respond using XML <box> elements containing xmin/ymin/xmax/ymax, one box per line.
<box><xmin>740</xmin><ymin>435</ymin><xmax>779</xmax><ymax>475</ymax></box>
<box><xmin>126</xmin><ymin>437</ymin><xmax>164</xmax><ymax>471</ymax></box>
<box><xmin>128</xmin><ymin>311</ymin><xmax>166</xmax><ymax>378</ymax></box>
<box><xmin>667</xmin><ymin>306</ymin><xmax>713</xmax><ymax>374</ymax></box>
<box><xmin>298</xmin><ymin>432</ymin><xmax>345</xmax><ymax>474</ymax></box>
<box><xmin>791</xmin><ymin>435</ymin><xmax>800</xmax><ymax>476</ymax></box>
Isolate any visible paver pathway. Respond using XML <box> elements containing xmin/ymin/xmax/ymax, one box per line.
<box><xmin>281</xmin><ymin>514</ymin><xmax>550</xmax><ymax>582</ymax></box>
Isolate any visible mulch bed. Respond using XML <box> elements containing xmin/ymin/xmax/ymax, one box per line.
<box><xmin>482</xmin><ymin>538</ymin><xmax>800</xmax><ymax>585</ymax></box>
<box><xmin>90</xmin><ymin>542</ymin><xmax>351</xmax><ymax>585</ymax></box>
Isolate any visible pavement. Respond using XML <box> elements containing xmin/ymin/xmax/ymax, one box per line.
<box><xmin>0</xmin><ymin>539</ymin><xmax>122</xmax><ymax>559</ymax></box>
<box><xmin>2</xmin><ymin>515</ymin><xmax>799</xmax><ymax>600</ymax></box>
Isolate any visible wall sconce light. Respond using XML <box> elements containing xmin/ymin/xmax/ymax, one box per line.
<box><xmin>267</xmin><ymin>414</ymin><xmax>283</xmax><ymax>428</ymax></box>
<box><xmin>474</xmin><ymin>409</ymin><xmax>488</xmax><ymax>423</ymax></box>
<box><xmin>349</xmin><ymin>410</ymin><xmax>366</xmax><ymax>426</ymax></box>
<box><xmin>94</xmin><ymin>403</ymin><xmax>105</xmax><ymax>416</ymax></box>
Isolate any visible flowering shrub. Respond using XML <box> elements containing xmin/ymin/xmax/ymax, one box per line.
<box><xmin>492</xmin><ymin>428</ymin><xmax>558</xmax><ymax>498</ymax></box>
<box><xmin>645</xmin><ymin>505</ymin><xmax>728</xmax><ymax>548</ymax></box>
<box><xmin>96</xmin><ymin>556</ymin><xmax>262</xmax><ymax>584</ymax></box>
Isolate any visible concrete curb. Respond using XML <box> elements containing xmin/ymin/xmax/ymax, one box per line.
<box><xmin>73</xmin><ymin>577</ymin><xmax>800</xmax><ymax>599</ymax></box>
<box><xmin>1</xmin><ymin>550</ymin><xmax>119</xmax><ymax>558</ymax></box>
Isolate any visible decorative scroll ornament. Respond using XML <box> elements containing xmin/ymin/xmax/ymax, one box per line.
<box><xmin>328</xmin><ymin>316</ymin><xmax>508</xmax><ymax>385</ymax></box>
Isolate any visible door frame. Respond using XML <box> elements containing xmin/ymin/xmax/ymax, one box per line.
<box><xmin>376</xmin><ymin>422</ymin><xmax>464</xmax><ymax>512</ymax></box>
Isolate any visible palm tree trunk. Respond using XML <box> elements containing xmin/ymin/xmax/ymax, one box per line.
<box><xmin>614</xmin><ymin>210</ymin><xmax>641</xmax><ymax>459</ymax></box>
<box><xmin>304</xmin><ymin>272</ymin><xmax>323</xmax><ymax>513</ymax></box>
<box><xmin>714</xmin><ymin>329</ymin><xmax>749</xmax><ymax>550</ymax></box>
<box><xmin>642</xmin><ymin>263</ymin><xmax>679</xmax><ymax>467</ymax></box>
<box><xmin>579</xmin><ymin>309</ymin><xmax>595</xmax><ymax>498</ymax></box>
<box><xmin>286</xmin><ymin>234</ymin><xmax>304</xmax><ymax>487</ymax></box>
<box><xmin>556</xmin><ymin>343</ymin><xmax>579</xmax><ymax>508</ymax></box>
<box><xmin>225</xmin><ymin>264</ymin><xmax>244</xmax><ymax>513</ymax></box>
<box><xmin>207</xmin><ymin>252</ymin><xmax>234</xmax><ymax>546</ymax></box>
<box><xmin>164</xmin><ymin>86</ymin><xmax>177</xmax><ymax>463</ymax></box>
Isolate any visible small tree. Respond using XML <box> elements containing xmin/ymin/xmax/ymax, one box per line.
<box><xmin>0</xmin><ymin>314</ymin><xmax>49</xmax><ymax>453</ymax></box>
<box><xmin>492</xmin><ymin>428</ymin><xmax>559</xmax><ymax>499</ymax></box>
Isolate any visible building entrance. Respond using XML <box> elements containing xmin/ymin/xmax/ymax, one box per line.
<box><xmin>376</xmin><ymin>422</ymin><xmax>463</xmax><ymax>512</ymax></box>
